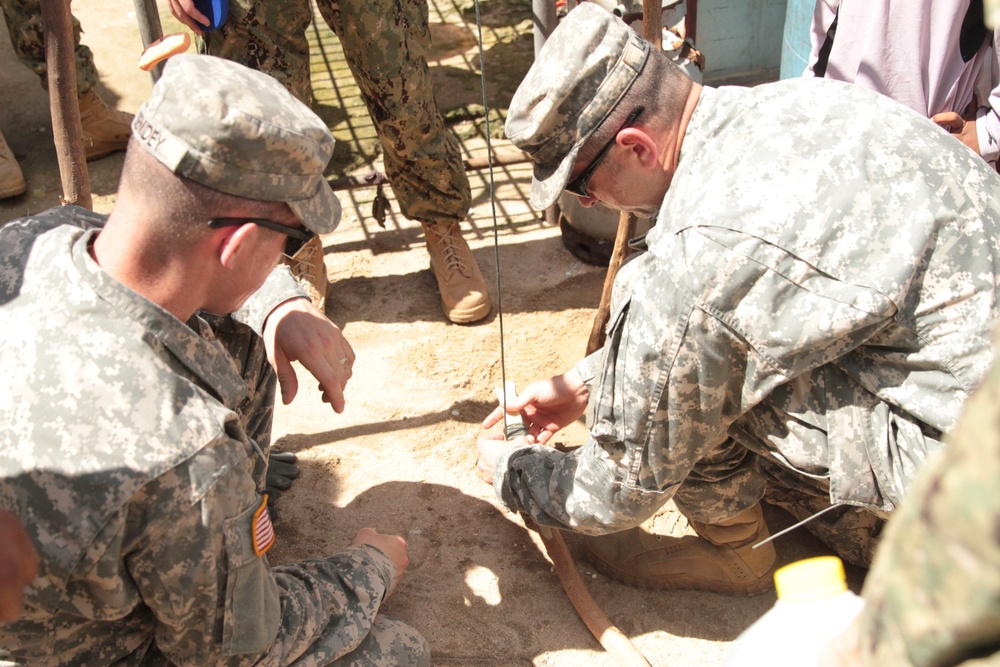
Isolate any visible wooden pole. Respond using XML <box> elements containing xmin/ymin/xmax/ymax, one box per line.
<box><xmin>39</xmin><ymin>0</ymin><xmax>91</xmax><ymax>209</ymax></box>
<box><xmin>585</xmin><ymin>212</ymin><xmax>636</xmax><ymax>354</ymax></box>
<box><xmin>585</xmin><ymin>0</ymin><xmax>662</xmax><ymax>355</ymax></box>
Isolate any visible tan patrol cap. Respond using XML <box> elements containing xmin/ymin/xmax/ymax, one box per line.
<box><xmin>504</xmin><ymin>3</ymin><xmax>649</xmax><ymax>209</ymax></box>
<box><xmin>132</xmin><ymin>54</ymin><xmax>341</xmax><ymax>234</ymax></box>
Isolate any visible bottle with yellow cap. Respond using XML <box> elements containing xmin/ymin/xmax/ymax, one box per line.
<box><xmin>723</xmin><ymin>556</ymin><xmax>864</xmax><ymax>666</ymax></box>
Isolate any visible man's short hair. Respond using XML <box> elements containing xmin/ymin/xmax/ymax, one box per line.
<box><xmin>131</xmin><ymin>54</ymin><xmax>341</xmax><ymax>235</ymax></box>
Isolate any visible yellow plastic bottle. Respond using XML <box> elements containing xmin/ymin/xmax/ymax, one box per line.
<box><xmin>724</xmin><ymin>556</ymin><xmax>864</xmax><ymax>666</ymax></box>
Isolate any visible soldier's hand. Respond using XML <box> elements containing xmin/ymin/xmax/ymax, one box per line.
<box><xmin>0</xmin><ymin>511</ymin><xmax>38</xmax><ymax>624</ymax></box>
<box><xmin>931</xmin><ymin>111</ymin><xmax>980</xmax><ymax>154</ymax></box>
<box><xmin>166</xmin><ymin>0</ymin><xmax>211</xmax><ymax>36</ymax></box>
<box><xmin>352</xmin><ymin>528</ymin><xmax>409</xmax><ymax>597</ymax></box>
<box><xmin>263</xmin><ymin>297</ymin><xmax>355</xmax><ymax>413</ymax></box>
<box><xmin>481</xmin><ymin>368</ymin><xmax>589</xmax><ymax>445</ymax></box>
<box><xmin>476</xmin><ymin>433</ymin><xmax>532</xmax><ymax>485</ymax></box>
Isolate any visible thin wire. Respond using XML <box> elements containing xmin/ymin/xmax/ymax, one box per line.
<box><xmin>751</xmin><ymin>503</ymin><xmax>842</xmax><ymax>549</ymax></box>
<box><xmin>471</xmin><ymin>0</ymin><xmax>509</xmax><ymax>418</ymax></box>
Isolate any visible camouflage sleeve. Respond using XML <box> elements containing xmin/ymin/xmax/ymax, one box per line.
<box><xmin>857</xmin><ymin>351</ymin><xmax>1000</xmax><ymax>667</ymax></box>
<box><xmin>494</xmin><ymin>231</ymin><xmax>895</xmax><ymax>533</ymax></box>
<box><xmin>573</xmin><ymin>350</ymin><xmax>603</xmax><ymax>385</ymax></box>
<box><xmin>129</xmin><ymin>449</ymin><xmax>396</xmax><ymax>666</ymax></box>
<box><xmin>231</xmin><ymin>265</ymin><xmax>309</xmax><ymax>335</ymax></box>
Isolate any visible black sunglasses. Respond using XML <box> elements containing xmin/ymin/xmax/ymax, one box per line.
<box><xmin>565</xmin><ymin>106</ymin><xmax>645</xmax><ymax>198</ymax></box>
<box><xmin>207</xmin><ymin>217</ymin><xmax>314</xmax><ymax>257</ymax></box>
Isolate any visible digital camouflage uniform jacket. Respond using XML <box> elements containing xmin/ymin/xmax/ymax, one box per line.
<box><xmin>495</xmin><ymin>79</ymin><xmax>1000</xmax><ymax>531</ymax></box>
<box><xmin>0</xmin><ymin>208</ymin><xmax>400</xmax><ymax>665</ymax></box>
<box><xmin>857</xmin><ymin>328</ymin><xmax>1000</xmax><ymax>667</ymax></box>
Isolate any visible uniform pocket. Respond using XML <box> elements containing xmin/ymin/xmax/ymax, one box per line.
<box><xmin>220</xmin><ymin>496</ymin><xmax>282</xmax><ymax>656</ymax></box>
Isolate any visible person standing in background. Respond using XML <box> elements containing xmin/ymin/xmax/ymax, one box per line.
<box><xmin>806</xmin><ymin>0</ymin><xmax>1000</xmax><ymax>165</ymax></box>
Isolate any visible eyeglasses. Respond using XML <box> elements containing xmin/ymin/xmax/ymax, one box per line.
<box><xmin>207</xmin><ymin>217</ymin><xmax>314</xmax><ymax>257</ymax></box>
<box><xmin>564</xmin><ymin>106</ymin><xmax>645</xmax><ymax>199</ymax></box>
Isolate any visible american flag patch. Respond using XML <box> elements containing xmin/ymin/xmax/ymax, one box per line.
<box><xmin>252</xmin><ymin>495</ymin><xmax>275</xmax><ymax>556</ymax></box>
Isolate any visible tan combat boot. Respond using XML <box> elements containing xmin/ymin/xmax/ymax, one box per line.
<box><xmin>283</xmin><ymin>235</ymin><xmax>328</xmax><ymax>311</ymax></box>
<box><xmin>78</xmin><ymin>90</ymin><xmax>134</xmax><ymax>161</ymax></box>
<box><xmin>0</xmin><ymin>130</ymin><xmax>26</xmax><ymax>199</ymax></box>
<box><xmin>583</xmin><ymin>503</ymin><xmax>777</xmax><ymax>596</ymax></box>
<box><xmin>423</xmin><ymin>222</ymin><xmax>491</xmax><ymax>324</ymax></box>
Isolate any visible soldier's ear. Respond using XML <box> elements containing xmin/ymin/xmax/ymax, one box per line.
<box><xmin>617</xmin><ymin>128</ymin><xmax>659</xmax><ymax>169</ymax></box>
<box><xmin>217</xmin><ymin>223</ymin><xmax>258</xmax><ymax>270</ymax></box>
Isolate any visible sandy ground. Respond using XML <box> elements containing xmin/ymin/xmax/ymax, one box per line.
<box><xmin>0</xmin><ymin>1</ymin><xmax>862</xmax><ymax>664</ymax></box>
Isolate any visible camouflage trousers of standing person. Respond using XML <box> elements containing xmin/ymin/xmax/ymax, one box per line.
<box><xmin>0</xmin><ymin>0</ymin><xmax>99</xmax><ymax>95</ymax></box>
<box><xmin>199</xmin><ymin>0</ymin><xmax>472</xmax><ymax>227</ymax></box>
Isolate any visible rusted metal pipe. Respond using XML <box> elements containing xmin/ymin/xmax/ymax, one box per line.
<box><xmin>39</xmin><ymin>0</ymin><xmax>91</xmax><ymax>209</ymax></box>
<box><xmin>586</xmin><ymin>211</ymin><xmax>637</xmax><ymax>354</ymax></box>
<box><xmin>643</xmin><ymin>0</ymin><xmax>662</xmax><ymax>49</ymax></box>
<box><xmin>533</xmin><ymin>523</ymin><xmax>653</xmax><ymax>667</ymax></box>
<box><xmin>133</xmin><ymin>0</ymin><xmax>166</xmax><ymax>81</ymax></box>
<box><xmin>686</xmin><ymin>0</ymin><xmax>698</xmax><ymax>44</ymax></box>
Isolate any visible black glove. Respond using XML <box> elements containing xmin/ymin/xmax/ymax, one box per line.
<box><xmin>266</xmin><ymin>450</ymin><xmax>301</xmax><ymax>497</ymax></box>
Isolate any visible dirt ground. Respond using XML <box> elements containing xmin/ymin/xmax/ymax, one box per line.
<box><xmin>0</xmin><ymin>1</ymin><xmax>861</xmax><ymax>665</ymax></box>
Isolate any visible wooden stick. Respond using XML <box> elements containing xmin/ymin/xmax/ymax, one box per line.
<box><xmin>586</xmin><ymin>212</ymin><xmax>637</xmax><ymax>354</ymax></box>
<box><xmin>586</xmin><ymin>2</ymin><xmax>661</xmax><ymax>355</ymax></box>
<box><xmin>39</xmin><ymin>0</ymin><xmax>91</xmax><ymax>210</ymax></box>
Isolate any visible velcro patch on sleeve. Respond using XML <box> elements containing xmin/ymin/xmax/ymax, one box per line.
<box><xmin>252</xmin><ymin>495</ymin><xmax>275</xmax><ymax>556</ymax></box>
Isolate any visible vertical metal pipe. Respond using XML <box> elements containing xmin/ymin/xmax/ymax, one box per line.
<box><xmin>133</xmin><ymin>0</ymin><xmax>166</xmax><ymax>82</ymax></box>
<box><xmin>532</xmin><ymin>0</ymin><xmax>558</xmax><ymax>56</ymax></box>
<box><xmin>533</xmin><ymin>0</ymin><xmax>561</xmax><ymax>226</ymax></box>
<box><xmin>39</xmin><ymin>0</ymin><xmax>92</xmax><ymax>209</ymax></box>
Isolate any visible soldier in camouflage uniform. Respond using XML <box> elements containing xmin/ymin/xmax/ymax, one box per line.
<box><xmin>476</xmin><ymin>3</ymin><xmax>1000</xmax><ymax>596</ymax></box>
<box><xmin>169</xmin><ymin>0</ymin><xmax>491</xmax><ymax>324</ymax></box>
<box><xmin>0</xmin><ymin>54</ymin><xmax>428</xmax><ymax>665</ymax></box>
<box><xmin>818</xmin><ymin>335</ymin><xmax>1000</xmax><ymax>667</ymax></box>
<box><xmin>0</xmin><ymin>0</ymin><xmax>134</xmax><ymax>199</ymax></box>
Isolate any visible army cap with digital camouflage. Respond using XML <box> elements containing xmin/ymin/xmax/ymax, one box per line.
<box><xmin>131</xmin><ymin>53</ymin><xmax>341</xmax><ymax>235</ymax></box>
<box><xmin>505</xmin><ymin>3</ymin><xmax>649</xmax><ymax>209</ymax></box>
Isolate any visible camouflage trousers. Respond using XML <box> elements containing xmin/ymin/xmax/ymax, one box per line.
<box><xmin>670</xmin><ymin>365</ymin><xmax>904</xmax><ymax>568</ymax></box>
<box><xmin>0</xmin><ymin>0</ymin><xmax>99</xmax><ymax>95</ymax></box>
<box><xmin>200</xmin><ymin>0</ymin><xmax>471</xmax><ymax>227</ymax></box>
<box><xmin>670</xmin><ymin>437</ymin><xmax>885</xmax><ymax>568</ymax></box>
